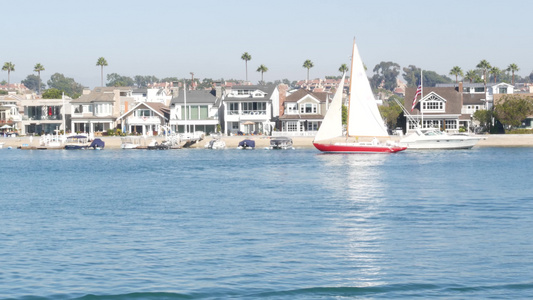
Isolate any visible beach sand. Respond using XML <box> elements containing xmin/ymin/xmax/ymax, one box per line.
<box><xmin>2</xmin><ymin>134</ymin><xmax>533</xmax><ymax>150</ymax></box>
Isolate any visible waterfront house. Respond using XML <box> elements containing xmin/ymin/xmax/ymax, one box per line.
<box><xmin>169</xmin><ymin>87</ymin><xmax>222</xmax><ymax>135</ymax></box>
<box><xmin>20</xmin><ymin>95</ymin><xmax>71</xmax><ymax>135</ymax></box>
<box><xmin>0</xmin><ymin>93</ymin><xmax>22</xmax><ymax>132</ymax></box>
<box><xmin>70</xmin><ymin>87</ymin><xmax>134</xmax><ymax>134</ymax></box>
<box><xmin>405</xmin><ymin>83</ymin><xmax>481</xmax><ymax>133</ymax></box>
<box><xmin>116</xmin><ymin>102</ymin><xmax>169</xmax><ymax>135</ymax></box>
<box><xmin>276</xmin><ymin>88</ymin><xmax>332</xmax><ymax>136</ymax></box>
<box><xmin>222</xmin><ymin>84</ymin><xmax>280</xmax><ymax>135</ymax></box>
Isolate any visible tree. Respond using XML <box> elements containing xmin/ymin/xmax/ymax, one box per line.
<box><xmin>41</xmin><ymin>88</ymin><xmax>63</xmax><ymax>99</ymax></box>
<box><xmin>21</xmin><ymin>74</ymin><xmax>46</xmax><ymax>92</ymax></box>
<box><xmin>47</xmin><ymin>73</ymin><xmax>84</xmax><ymax>98</ymax></box>
<box><xmin>402</xmin><ymin>65</ymin><xmax>452</xmax><ymax>88</ymax></box>
<box><xmin>371</xmin><ymin>61</ymin><xmax>400</xmax><ymax>91</ymax></box>
<box><xmin>303</xmin><ymin>59</ymin><xmax>314</xmax><ymax>82</ymax></box>
<box><xmin>464</xmin><ymin>70</ymin><xmax>479</xmax><ymax>83</ymax></box>
<box><xmin>493</xmin><ymin>95</ymin><xmax>533</xmax><ymax>129</ymax></box>
<box><xmin>34</xmin><ymin>63</ymin><xmax>45</xmax><ymax>94</ymax></box>
<box><xmin>106</xmin><ymin>73</ymin><xmax>134</xmax><ymax>87</ymax></box>
<box><xmin>241</xmin><ymin>52</ymin><xmax>251</xmax><ymax>82</ymax></box>
<box><xmin>489</xmin><ymin>67</ymin><xmax>501</xmax><ymax>83</ymax></box>
<box><xmin>449</xmin><ymin>66</ymin><xmax>463</xmax><ymax>85</ymax></box>
<box><xmin>476</xmin><ymin>59</ymin><xmax>491</xmax><ymax>90</ymax></box>
<box><xmin>379</xmin><ymin>95</ymin><xmax>403</xmax><ymax>132</ymax></box>
<box><xmin>96</xmin><ymin>57</ymin><xmax>108</xmax><ymax>87</ymax></box>
<box><xmin>339</xmin><ymin>63</ymin><xmax>348</xmax><ymax>74</ymax></box>
<box><xmin>256</xmin><ymin>64</ymin><xmax>268</xmax><ymax>83</ymax></box>
<box><xmin>507</xmin><ymin>63</ymin><xmax>519</xmax><ymax>85</ymax></box>
<box><xmin>473</xmin><ymin>109</ymin><xmax>493</xmax><ymax>131</ymax></box>
<box><xmin>2</xmin><ymin>62</ymin><xmax>15</xmax><ymax>85</ymax></box>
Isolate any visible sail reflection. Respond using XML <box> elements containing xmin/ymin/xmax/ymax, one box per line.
<box><xmin>317</xmin><ymin>153</ymin><xmax>389</xmax><ymax>287</ymax></box>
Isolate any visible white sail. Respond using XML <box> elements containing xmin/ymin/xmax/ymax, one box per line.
<box><xmin>347</xmin><ymin>40</ymin><xmax>389</xmax><ymax>137</ymax></box>
<box><xmin>313</xmin><ymin>74</ymin><xmax>345</xmax><ymax>142</ymax></box>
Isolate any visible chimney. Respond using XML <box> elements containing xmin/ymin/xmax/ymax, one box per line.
<box><xmin>278</xmin><ymin>84</ymin><xmax>288</xmax><ymax>117</ymax></box>
<box><xmin>459</xmin><ymin>81</ymin><xmax>463</xmax><ymax>106</ymax></box>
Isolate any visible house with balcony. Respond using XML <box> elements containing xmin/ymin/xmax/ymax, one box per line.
<box><xmin>20</xmin><ymin>96</ymin><xmax>71</xmax><ymax>135</ymax></box>
<box><xmin>70</xmin><ymin>87</ymin><xmax>134</xmax><ymax>134</ymax></box>
<box><xmin>222</xmin><ymin>84</ymin><xmax>280</xmax><ymax>135</ymax></box>
<box><xmin>169</xmin><ymin>88</ymin><xmax>222</xmax><ymax>135</ymax></box>
<box><xmin>276</xmin><ymin>89</ymin><xmax>331</xmax><ymax>136</ymax></box>
<box><xmin>116</xmin><ymin>102</ymin><xmax>169</xmax><ymax>135</ymax></box>
<box><xmin>0</xmin><ymin>94</ymin><xmax>22</xmax><ymax>131</ymax></box>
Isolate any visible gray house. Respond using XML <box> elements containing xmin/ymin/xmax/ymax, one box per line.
<box><xmin>169</xmin><ymin>88</ymin><xmax>222</xmax><ymax>135</ymax></box>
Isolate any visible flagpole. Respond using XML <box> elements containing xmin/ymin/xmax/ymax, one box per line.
<box><xmin>420</xmin><ymin>69</ymin><xmax>424</xmax><ymax>129</ymax></box>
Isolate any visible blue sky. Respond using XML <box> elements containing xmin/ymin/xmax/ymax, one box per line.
<box><xmin>2</xmin><ymin>0</ymin><xmax>531</xmax><ymax>88</ymax></box>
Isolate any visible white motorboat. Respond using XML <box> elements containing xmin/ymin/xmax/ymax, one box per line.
<box><xmin>121</xmin><ymin>136</ymin><xmax>141</xmax><ymax>149</ymax></box>
<box><xmin>205</xmin><ymin>138</ymin><xmax>226</xmax><ymax>150</ymax></box>
<box><xmin>400</xmin><ymin>128</ymin><xmax>485</xmax><ymax>150</ymax></box>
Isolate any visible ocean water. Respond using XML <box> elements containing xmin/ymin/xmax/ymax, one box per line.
<box><xmin>1</xmin><ymin>147</ymin><xmax>533</xmax><ymax>299</ymax></box>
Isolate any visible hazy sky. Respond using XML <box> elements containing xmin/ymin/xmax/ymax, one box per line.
<box><xmin>2</xmin><ymin>0</ymin><xmax>531</xmax><ymax>88</ymax></box>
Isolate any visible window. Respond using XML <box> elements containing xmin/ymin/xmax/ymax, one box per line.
<box><xmin>286</xmin><ymin>103</ymin><xmax>297</xmax><ymax>114</ymax></box>
<box><xmin>474</xmin><ymin>87</ymin><xmax>485</xmax><ymax>93</ymax></box>
<box><xmin>237</xmin><ymin>89</ymin><xmax>251</xmax><ymax>95</ymax></box>
<box><xmin>421</xmin><ymin>94</ymin><xmax>445</xmax><ymax>112</ymax></box>
<box><xmin>200</xmin><ymin>106</ymin><xmax>208</xmax><ymax>119</ymax></box>
<box><xmin>445</xmin><ymin>120</ymin><xmax>457</xmax><ymax>130</ymax></box>
<box><xmin>228</xmin><ymin>102</ymin><xmax>239</xmax><ymax>114</ymax></box>
<box><xmin>300</xmin><ymin>103</ymin><xmax>317</xmax><ymax>114</ymax></box>
<box><xmin>287</xmin><ymin>121</ymin><xmax>298</xmax><ymax>131</ymax></box>
<box><xmin>422</xmin><ymin>120</ymin><xmax>440</xmax><ymax>129</ymax></box>
<box><xmin>136</xmin><ymin>109</ymin><xmax>151</xmax><ymax>117</ymax></box>
<box><xmin>499</xmin><ymin>87</ymin><xmax>507</xmax><ymax>94</ymax></box>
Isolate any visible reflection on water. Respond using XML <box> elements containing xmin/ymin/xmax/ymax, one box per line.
<box><xmin>317</xmin><ymin>153</ymin><xmax>389</xmax><ymax>287</ymax></box>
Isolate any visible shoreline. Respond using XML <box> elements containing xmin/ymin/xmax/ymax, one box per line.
<box><xmin>1</xmin><ymin>134</ymin><xmax>533</xmax><ymax>150</ymax></box>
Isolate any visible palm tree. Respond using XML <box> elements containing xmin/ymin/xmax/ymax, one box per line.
<box><xmin>33</xmin><ymin>63</ymin><xmax>45</xmax><ymax>94</ymax></box>
<box><xmin>476</xmin><ymin>59</ymin><xmax>491</xmax><ymax>90</ymax></box>
<box><xmin>489</xmin><ymin>66</ymin><xmax>501</xmax><ymax>83</ymax></box>
<box><xmin>339</xmin><ymin>63</ymin><xmax>349</xmax><ymax>74</ymax></box>
<box><xmin>507</xmin><ymin>63</ymin><xmax>519</xmax><ymax>85</ymax></box>
<box><xmin>465</xmin><ymin>70</ymin><xmax>477</xmax><ymax>83</ymax></box>
<box><xmin>303</xmin><ymin>59</ymin><xmax>314</xmax><ymax>82</ymax></box>
<box><xmin>256</xmin><ymin>64</ymin><xmax>268</xmax><ymax>84</ymax></box>
<box><xmin>2</xmin><ymin>62</ymin><xmax>15</xmax><ymax>85</ymax></box>
<box><xmin>96</xmin><ymin>57</ymin><xmax>108</xmax><ymax>87</ymax></box>
<box><xmin>449</xmin><ymin>66</ymin><xmax>463</xmax><ymax>85</ymax></box>
<box><xmin>241</xmin><ymin>52</ymin><xmax>252</xmax><ymax>82</ymax></box>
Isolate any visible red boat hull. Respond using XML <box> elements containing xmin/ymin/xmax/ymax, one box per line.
<box><xmin>313</xmin><ymin>142</ymin><xmax>407</xmax><ymax>153</ymax></box>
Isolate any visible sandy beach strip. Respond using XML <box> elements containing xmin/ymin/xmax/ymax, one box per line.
<box><xmin>1</xmin><ymin>134</ymin><xmax>533</xmax><ymax>150</ymax></box>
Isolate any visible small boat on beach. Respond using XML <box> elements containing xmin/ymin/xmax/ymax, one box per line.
<box><xmin>147</xmin><ymin>139</ymin><xmax>171</xmax><ymax>150</ymax></box>
<box><xmin>269</xmin><ymin>137</ymin><xmax>293</xmax><ymax>150</ymax></box>
<box><xmin>89</xmin><ymin>138</ymin><xmax>105</xmax><ymax>150</ymax></box>
<box><xmin>64</xmin><ymin>135</ymin><xmax>90</xmax><ymax>150</ymax></box>
<box><xmin>205</xmin><ymin>138</ymin><xmax>226</xmax><ymax>150</ymax></box>
<box><xmin>237</xmin><ymin>139</ymin><xmax>255</xmax><ymax>150</ymax></box>
<box><xmin>121</xmin><ymin>136</ymin><xmax>142</xmax><ymax>149</ymax></box>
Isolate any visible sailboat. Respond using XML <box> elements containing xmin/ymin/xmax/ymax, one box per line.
<box><xmin>313</xmin><ymin>40</ymin><xmax>407</xmax><ymax>153</ymax></box>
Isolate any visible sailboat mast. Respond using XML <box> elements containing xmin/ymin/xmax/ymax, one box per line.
<box><xmin>346</xmin><ymin>40</ymin><xmax>355</xmax><ymax>137</ymax></box>
<box><xmin>183</xmin><ymin>81</ymin><xmax>188</xmax><ymax>134</ymax></box>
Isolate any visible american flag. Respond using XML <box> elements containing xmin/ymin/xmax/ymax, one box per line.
<box><xmin>411</xmin><ymin>84</ymin><xmax>422</xmax><ymax>111</ymax></box>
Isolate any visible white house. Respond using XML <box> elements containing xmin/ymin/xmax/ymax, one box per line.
<box><xmin>116</xmin><ymin>102</ymin><xmax>169</xmax><ymax>135</ymax></box>
<box><xmin>222</xmin><ymin>84</ymin><xmax>279</xmax><ymax>135</ymax></box>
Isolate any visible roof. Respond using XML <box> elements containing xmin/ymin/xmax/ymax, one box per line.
<box><xmin>404</xmin><ymin>87</ymin><xmax>462</xmax><ymax>114</ymax></box>
<box><xmin>71</xmin><ymin>91</ymin><xmax>115</xmax><ymax>103</ymax></box>
<box><xmin>170</xmin><ymin>89</ymin><xmax>217</xmax><ymax>105</ymax></box>
<box><xmin>116</xmin><ymin>102</ymin><xmax>170</xmax><ymax>121</ymax></box>
<box><xmin>285</xmin><ymin>89</ymin><xmax>329</xmax><ymax>103</ymax></box>
<box><xmin>224</xmin><ymin>84</ymin><xmax>277</xmax><ymax>101</ymax></box>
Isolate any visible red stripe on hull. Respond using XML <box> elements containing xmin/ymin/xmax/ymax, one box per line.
<box><xmin>313</xmin><ymin>143</ymin><xmax>407</xmax><ymax>153</ymax></box>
